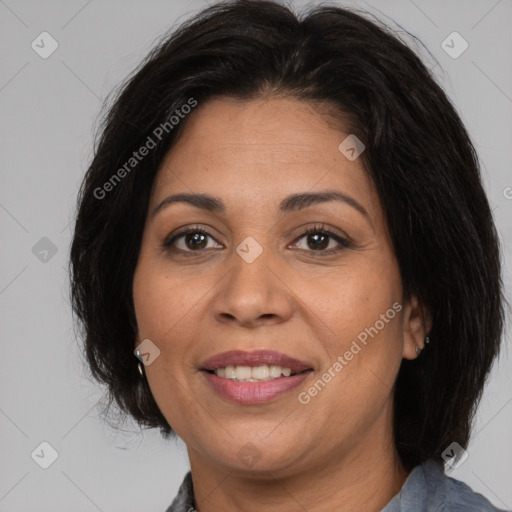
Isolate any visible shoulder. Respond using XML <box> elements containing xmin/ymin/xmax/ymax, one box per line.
<box><xmin>420</xmin><ymin>459</ymin><xmax>510</xmax><ymax>512</ymax></box>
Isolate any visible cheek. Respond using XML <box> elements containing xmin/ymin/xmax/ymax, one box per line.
<box><xmin>132</xmin><ymin>256</ymin><xmax>219</xmax><ymax>375</ymax></box>
<box><xmin>132</xmin><ymin>272</ymin><xmax>170</xmax><ymax>339</ymax></box>
<box><xmin>300</xmin><ymin>255</ymin><xmax>404</xmax><ymax>395</ymax></box>
<box><xmin>303</xmin><ymin>261</ymin><xmax>400</xmax><ymax>336</ymax></box>
<box><xmin>132</xmin><ymin>261</ymin><xmax>205</xmax><ymax>430</ymax></box>
<box><xmin>133</xmin><ymin>258</ymin><xmax>195</xmax><ymax>339</ymax></box>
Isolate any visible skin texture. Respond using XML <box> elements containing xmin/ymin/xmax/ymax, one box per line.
<box><xmin>132</xmin><ymin>96</ymin><xmax>431</xmax><ymax>511</ymax></box>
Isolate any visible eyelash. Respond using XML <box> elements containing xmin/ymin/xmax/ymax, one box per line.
<box><xmin>162</xmin><ymin>223</ymin><xmax>351</xmax><ymax>257</ymax></box>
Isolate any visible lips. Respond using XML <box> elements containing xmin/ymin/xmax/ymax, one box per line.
<box><xmin>200</xmin><ymin>350</ymin><xmax>314</xmax><ymax>404</ymax></box>
<box><xmin>200</xmin><ymin>349</ymin><xmax>313</xmax><ymax>374</ymax></box>
<box><xmin>202</xmin><ymin>370</ymin><xmax>312</xmax><ymax>404</ymax></box>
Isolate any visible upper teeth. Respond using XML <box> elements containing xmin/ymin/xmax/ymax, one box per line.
<box><xmin>215</xmin><ymin>365</ymin><xmax>293</xmax><ymax>381</ymax></box>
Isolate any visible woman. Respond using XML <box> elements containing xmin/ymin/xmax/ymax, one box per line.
<box><xmin>69</xmin><ymin>1</ymin><xmax>509</xmax><ymax>510</ymax></box>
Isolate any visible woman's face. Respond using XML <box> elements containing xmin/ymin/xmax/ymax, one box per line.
<box><xmin>132</xmin><ymin>96</ymin><xmax>424</xmax><ymax>476</ymax></box>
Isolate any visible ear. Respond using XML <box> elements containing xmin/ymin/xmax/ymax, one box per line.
<box><xmin>401</xmin><ymin>295</ymin><xmax>432</xmax><ymax>360</ymax></box>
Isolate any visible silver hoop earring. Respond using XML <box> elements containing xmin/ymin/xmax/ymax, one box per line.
<box><xmin>135</xmin><ymin>350</ymin><xmax>144</xmax><ymax>377</ymax></box>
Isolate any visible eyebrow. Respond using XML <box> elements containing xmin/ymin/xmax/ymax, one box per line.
<box><xmin>151</xmin><ymin>189</ymin><xmax>371</xmax><ymax>224</ymax></box>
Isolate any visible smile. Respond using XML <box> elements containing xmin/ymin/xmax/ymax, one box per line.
<box><xmin>199</xmin><ymin>349</ymin><xmax>314</xmax><ymax>404</ymax></box>
<box><xmin>210</xmin><ymin>364</ymin><xmax>297</xmax><ymax>381</ymax></box>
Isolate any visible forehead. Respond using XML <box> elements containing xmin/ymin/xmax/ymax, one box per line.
<box><xmin>152</xmin><ymin>96</ymin><xmax>378</xmax><ymax>217</ymax></box>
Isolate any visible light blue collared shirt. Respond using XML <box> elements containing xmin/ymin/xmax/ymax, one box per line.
<box><xmin>381</xmin><ymin>458</ymin><xmax>509</xmax><ymax>512</ymax></box>
<box><xmin>165</xmin><ymin>458</ymin><xmax>510</xmax><ymax>511</ymax></box>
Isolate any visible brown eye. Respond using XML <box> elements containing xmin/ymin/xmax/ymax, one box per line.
<box><xmin>163</xmin><ymin>227</ymin><xmax>222</xmax><ymax>253</ymax></box>
<box><xmin>305</xmin><ymin>232</ymin><xmax>330</xmax><ymax>250</ymax></box>
<box><xmin>183</xmin><ymin>232</ymin><xmax>208</xmax><ymax>250</ymax></box>
<box><xmin>293</xmin><ymin>224</ymin><xmax>351</xmax><ymax>255</ymax></box>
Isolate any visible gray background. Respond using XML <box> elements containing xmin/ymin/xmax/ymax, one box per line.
<box><xmin>1</xmin><ymin>0</ymin><xmax>511</xmax><ymax>510</ymax></box>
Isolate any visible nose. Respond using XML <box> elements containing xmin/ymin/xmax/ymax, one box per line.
<box><xmin>211</xmin><ymin>244</ymin><xmax>294</xmax><ymax>328</ymax></box>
